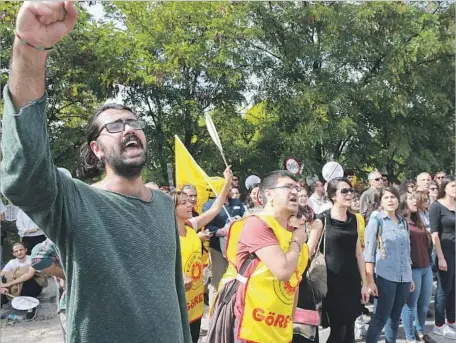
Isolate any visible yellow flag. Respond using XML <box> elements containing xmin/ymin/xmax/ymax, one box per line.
<box><xmin>175</xmin><ymin>135</ymin><xmax>225</xmax><ymax>215</ymax></box>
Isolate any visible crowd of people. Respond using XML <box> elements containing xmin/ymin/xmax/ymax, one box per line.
<box><xmin>0</xmin><ymin>3</ymin><xmax>454</xmax><ymax>343</ymax></box>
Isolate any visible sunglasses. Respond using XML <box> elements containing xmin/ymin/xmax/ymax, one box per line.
<box><xmin>340</xmin><ymin>188</ymin><xmax>355</xmax><ymax>195</ymax></box>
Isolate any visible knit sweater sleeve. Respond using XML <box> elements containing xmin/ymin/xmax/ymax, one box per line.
<box><xmin>173</xmin><ymin>213</ymin><xmax>193</xmax><ymax>342</ymax></box>
<box><xmin>0</xmin><ymin>85</ymin><xmax>81</xmax><ymax>256</ymax></box>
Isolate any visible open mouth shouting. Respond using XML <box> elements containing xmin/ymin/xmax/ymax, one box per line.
<box><xmin>122</xmin><ymin>134</ymin><xmax>143</xmax><ymax>155</ymax></box>
<box><xmin>289</xmin><ymin>194</ymin><xmax>298</xmax><ymax>206</ymax></box>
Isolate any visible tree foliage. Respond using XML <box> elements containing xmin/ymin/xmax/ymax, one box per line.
<box><xmin>1</xmin><ymin>2</ymin><xmax>454</xmax><ymax>186</ymax></box>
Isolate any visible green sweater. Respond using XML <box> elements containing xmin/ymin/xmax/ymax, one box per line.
<box><xmin>1</xmin><ymin>86</ymin><xmax>191</xmax><ymax>343</ymax></box>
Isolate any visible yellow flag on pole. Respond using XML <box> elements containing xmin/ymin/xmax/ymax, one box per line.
<box><xmin>175</xmin><ymin>135</ymin><xmax>225</xmax><ymax>215</ymax></box>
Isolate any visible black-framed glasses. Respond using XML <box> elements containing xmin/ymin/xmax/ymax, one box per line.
<box><xmin>96</xmin><ymin>119</ymin><xmax>145</xmax><ymax>139</ymax></box>
<box><xmin>340</xmin><ymin>187</ymin><xmax>355</xmax><ymax>195</ymax></box>
<box><xmin>270</xmin><ymin>184</ymin><xmax>302</xmax><ymax>192</ymax></box>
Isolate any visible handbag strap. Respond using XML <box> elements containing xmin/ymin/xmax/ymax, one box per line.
<box><xmin>316</xmin><ymin>211</ymin><xmax>329</xmax><ymax>255</ymax></box>
<box><xmin>222</xmin><ymin>253</ymin><xmax>256</xmax><ymax>304</ymax></box>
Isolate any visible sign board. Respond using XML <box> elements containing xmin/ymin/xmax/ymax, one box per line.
<box><xmin>285</xmin><ymin>158</ymin><xmax>300</xmax><ymax>175</ymax></box>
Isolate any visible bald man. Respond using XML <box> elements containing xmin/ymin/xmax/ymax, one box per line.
<box><xmin>416</xmin><ymin>172</ymin><xmax>432</xmax><ymax>192</ymax></box>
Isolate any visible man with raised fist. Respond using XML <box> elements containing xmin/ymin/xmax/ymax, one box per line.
<box><xmin>0</xmin><ymin>2</ymin><xmax>191</xmax><ymax>342</ymax></box>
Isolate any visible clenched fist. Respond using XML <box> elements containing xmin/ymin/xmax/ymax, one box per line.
<box><xmin>16</xmin><ymin>1</ymin><xmax>77</xmax><ymax>49</ymax></box>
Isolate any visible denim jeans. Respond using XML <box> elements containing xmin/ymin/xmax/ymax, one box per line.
<box><xmin>401</xmin><ymin>266</ymin><xmax>433</xmax><ymax>340</ymax></box>
<box><xmin>434</xmin><ymin>249</ymin><xmax>456</xmax><ymax>326</ymax></box>
<box><xmin>366</xmin><ymin>276</ymin><xmax>411</xmax><ymax>343</ymax></box>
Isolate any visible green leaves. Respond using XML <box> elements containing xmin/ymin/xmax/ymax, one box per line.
<box><xmin>1</xmin><ymin>2</ymin><xmax>453</xmax><ymax>184</ymax></box>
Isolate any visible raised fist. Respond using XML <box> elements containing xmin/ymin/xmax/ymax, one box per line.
<box><xmin>16</xmin><ymin>1</ymin><xmax>77</xmax><ymax>49</ymax></box>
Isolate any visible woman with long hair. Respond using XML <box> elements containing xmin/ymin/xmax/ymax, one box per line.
<box><xmin>308</xmin><ymin>178</ymin><xmax>369</xmax><ymax>343</ymax></box>
<box><xmin>298</xmin><ymin>187</ymin><xmax>316</xmax><ymax>232</ymax></box>
<box><xmin>171</xmin><ymin>167</ymin><xmax>232</xmax><ymax>343</ymax></box>
<box><xmin>364</xmin><ymin>186</ymin><xmax>414</xmax><ymax>343</ymax></box>
<box><xmin>399</xmin><ymin>191</ymin><xmax>435</xmax><ymax>343</ymax></box>
<box><xmin>414</xmin><ymin>190</ymin><xmax>431</xmax><ymax>230</ymax></box>
<box><xmin>430</xmin><ymin>175</ymin><xmax>456</xmax><ymax>339</ymax></box>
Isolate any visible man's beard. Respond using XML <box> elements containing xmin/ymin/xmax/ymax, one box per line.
<box><xmin>106</xmin><ymin>152</ymin><xmax>146</xmax><ymax>179</ymax></box>
<box><xmin>102</xmin><ymin>137</ymin><xmax>147</xmax><ymax>179</ymax></box>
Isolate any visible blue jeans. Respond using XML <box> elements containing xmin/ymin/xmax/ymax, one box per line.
<box><xmin>366</xmin><ymin>276</ymin><xmax>411</xmax><ymax>343</ymax></box>
<box><xmin>401</xmin><ymin>266</ymin><xmax>433</xmax><ymax>340</ymax></box>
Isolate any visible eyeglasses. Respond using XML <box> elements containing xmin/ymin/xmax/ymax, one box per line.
<box><xmin>436</xmin><ymin>176</ymin><xmax>445</xmax><ymax>179</ymax></box>
<box><xmin>340</xmin><ymin>187</ymin><xmax>355</xmax><ymax>195</ymax></box>
<box><xmin>270</xmin><ymin>184</ymin><xmax>302</xmax><ymax>192</ymax></box>
<box><xmin>430</xmin><ymin>187</ymin><xmax>438</xmax><ymax>191</ymax></box>
<box><xmin>96</xmin><ymin>119</ymin><xmax>145</xmax><ymax>139</ymax></box>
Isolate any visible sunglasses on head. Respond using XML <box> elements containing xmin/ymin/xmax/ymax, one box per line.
<box><xmin>340</xmin><ymin>188</ymin><xmax>355</xmax><ymax>195</ymax></box>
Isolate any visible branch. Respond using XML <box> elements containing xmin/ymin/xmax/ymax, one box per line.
<box><xmin>248</xmin><ymin>42</ymin><xmax>283</xmax><ymax>62</ymax></box>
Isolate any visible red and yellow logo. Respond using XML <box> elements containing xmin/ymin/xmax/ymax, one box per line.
<box><xmin>273</xmin><ymin>269</ymin><xmax>300</xmax><ymax>305</ymax></box>
<box><xmin>184</xmin><ymin>252</ymin><xmax>203</xmax><ymax>291</ymax></box>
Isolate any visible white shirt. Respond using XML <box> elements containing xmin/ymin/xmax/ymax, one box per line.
<box><xmin>0</xmin><ymin>200</ymin><xmax>6</xmax><ymax>229</ymax></box>
<box><xmin>188</xmin><ymin>217</ymin><xmax>198</xmax><ymax>231</ymax></box>
<box><xmin>308</xmin><ymin>194</ymin><xmax>331</xmax><ymax>214</ymax></box>
<box><xmin>16</xmin><ymin>210</ymin><xmax>45</xmax><ymax>238</ymax></box>
<box><xmin>2</xmin><ymin>256</ymin><xmax>31</xmax><ymax>272</ymax></box>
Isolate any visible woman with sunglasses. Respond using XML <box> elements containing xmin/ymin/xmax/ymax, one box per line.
<box><xmin>308</xmin><ymin>178</ymin><xmax>369</xmax><ymax>343</ymax></box>
<box><xmin>171</xmin><ymin>167</ymin><xmax>232</xmax><ymax>343</ymax></box>
<box><xmin>364</xmin><ymin>186</ymin><xmax>414</xmax><ymax>343</ymax></box>
<box><xmin>399</xmin><ymin>191</ymin><xmax>435</xmax><ymax>343</ymax></box>
<box><xmin>429</xmin><ymin>181</ymin><xmax>439</xmax><ymax>204</ymax></box>
<box><xmin>430</xmin><ymin>175</ymin><xmax>456</xmax><ymax>339</ymax></box>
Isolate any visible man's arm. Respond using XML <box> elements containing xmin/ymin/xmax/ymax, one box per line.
<box><xmin>0</xmin><ymin>267</ymin><xmax>36</xmax><ymax>288</ymax></box>
<box><xmin>172</xmin><ymin>216</ymin><xmax>192</xmax><ymax>342</ymax></box>
<box><xmin>2</xmin><ymin>2</ymin><xmax>76</xmax><ymax>210</ymax></box>
<box><xmin>1</xmin><ymin>3</ymin><xmax>80</xmax><ymax>253</ymax></box>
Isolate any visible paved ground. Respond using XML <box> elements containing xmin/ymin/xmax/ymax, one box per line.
<box><xmin>0</xmin><ymin>280</ymin><xmax>453</xmax><ymax>343</ymax></box>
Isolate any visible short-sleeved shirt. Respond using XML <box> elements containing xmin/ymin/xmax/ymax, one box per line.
<box><xmin>0</xmin><ymin>200</ymin><xmax>6</xmax><ymax>216</ymax></box>
<box><xmin>430</xmin><ymin>200</ymin><xmax>455</xmax><ymax>252</ymax></box>
<box><xmin>234</xmin><ymin>216</ymin><xmax>280</xmax><ymax>318</ymax></box>
<box><xmin>203</xmin><ymin>198</ymin><xmax>246</xmax><ymax>252</ymax></box>
<box><xmin>2</xmin><ymin>256</ymin><xmax>32</xmax><ymax>272</ymax></box>
<box><xmin>0</xmin><ymin>200</ymin><xmax>6</xmax><ymax>231</ymax></box>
